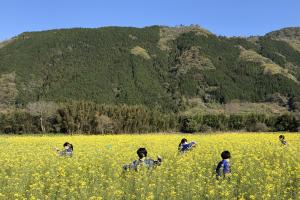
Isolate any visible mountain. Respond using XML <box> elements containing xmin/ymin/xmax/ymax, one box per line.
<box><xmin>265</xmin><ymin>27</ymin><xmax>300</xmax><ymax>53</ymax></box>
<box><xmin>1</xmin><ymin>25</ymin><xmax>300</xmax><ymax>112</ymax></box>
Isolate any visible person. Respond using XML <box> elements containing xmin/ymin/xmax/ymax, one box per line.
<box><xmin>279</xmin><ymin>135</ymin><xmax>287</xmax><ymax>146</ymax></box>
<box><xmin>215</xmin><ymin>151</ymin><xmax>231</xmax><ymax>179</ymax></box>
<box><xmin>54</xmin><ymin>142</ymin><xmax>74</xmax><ymax>157</ymax></box>
<box><xmin>178</xmin><ymin>138</ymin><xmax>197</xmax><ymax>153</ymax></box>
<box><xmin>123</xmin><ymin>148</ymin><xmax>162</xmax><ymax>171</ymax></box>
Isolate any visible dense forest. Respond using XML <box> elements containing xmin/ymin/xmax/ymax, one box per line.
<box><xmin>0</xmin><ymin>25</ymin><xmax>300</xmax><ymax>133</ymax></box>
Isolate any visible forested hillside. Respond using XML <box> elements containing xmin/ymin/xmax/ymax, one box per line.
<box><xmin>1</xmin><ymin>25</ymin><xmax>300</xmax><ymax>133</ymax></box>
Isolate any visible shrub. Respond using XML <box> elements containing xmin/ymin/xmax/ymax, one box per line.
<box><xmin>246</xmin><ymin>122</ymin><xmax>269</xmax><ymax>132</ymax></box>
<box><xmin>179</xmin><ymin>116</ymin><xmax>198</xmax><ymax>133</ymax></box>
<box><xmin>91</xmin><ymin>114</ymin><xmax>116</xmax><ymax>134</ymax></box>
<box><xmin>199</xmin><ymin>124</ymin><xmax>212</xmax><ymax>132</ymax></box>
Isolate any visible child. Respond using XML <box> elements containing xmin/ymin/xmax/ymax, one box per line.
<box><xmin>279</xmin><ymin>135</ymin><xmax>287</xmax><ymax>145</ymax></box>
<box><xmin>54</xmin><ymin>142</ymin><xmax>74</xmax><ymax>157</ymax></box>
<box><xmin>123</xmin><ymin>148</ymin><xmax>162</xmax><ymax>171</ymax></box>
<box><xmin>215</xmin><ymin>150</ymin><xmax>231</xmax><ymax>179</ymax></box>
<box><xmin>178</xmin><ymin>138</ymin><xmax>197</xmax><ymax>153</ymax></box>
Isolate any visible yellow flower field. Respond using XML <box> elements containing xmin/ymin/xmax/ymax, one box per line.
<box><xmin>0</xmin><ymin>133</ymin><xmax>299</xmax><ymax>200</ymax></box>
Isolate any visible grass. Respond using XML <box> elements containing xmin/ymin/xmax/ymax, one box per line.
<box><xmin>0</xmin><ymin>38</ymin><xmax>16</xmax><ymax>49</ymax></box>
<box><xmin>183</xmin><ymin>99</ymin><xmax>289</xmax><ymax>115</ymax></box>
<box><xmin>130</xmin><ymin>46</ymin><xmax>151</xmax><ymax>60</ymax></box>
<box><xmin>239</xmin><ymin>48</ymin><xmax>298</xmax><ymax>82</ymax></box>
<box><xmin>158</xmin><ymin>26</ymin><xmax>212</xmax><ymax>51</ymax></box>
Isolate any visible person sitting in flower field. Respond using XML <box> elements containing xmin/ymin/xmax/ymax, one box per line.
<box><xmin>54</xmin><ymin>142</ymin><xmax>74</xmax><ymax>157</ymax></box>
<box><xmin>215</xmin><ymin>150</ymin><xmax>231</xmax><ymax>179</ymax></box>
<box><xmin>178</xmin><ymin>138</ymin><xmax>197</xmax><ymax>153</ymax></box>
<box><xmin>123</xmin><ymin>148</ymin><xmax>162</xmax><ymax>171</ymax></box>
<box><xmin>279</xmin><ymin>135</ymin><xmax>288</xmax><ymax>146</ymax></box>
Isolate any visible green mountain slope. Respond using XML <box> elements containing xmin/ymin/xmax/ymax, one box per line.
<box><xmin>1</xmin><ymin>26</ymin><xmax>300</xmax><ymax>111</ymax></box>
<box><xmin>265</xmin><ymin>27</ymin><xmax>300</xmax><ymax>52</ymax></box>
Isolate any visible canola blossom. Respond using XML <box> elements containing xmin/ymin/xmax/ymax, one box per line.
<box><xmin>0</xmin><ymin>133</ymin><xmax>299</xmax><ymax>199</ymax></box>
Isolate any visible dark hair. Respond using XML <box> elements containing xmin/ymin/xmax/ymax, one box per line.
<box><xmin>63</xmin><ymin>142</ymin><xmax>73</xmax><ymax>151</ymax></box>
<box><xmin>137</xmin><ymin>148</ymin><xmax>147</xmax><ymax>159</ymax></box>
<box><xmin>221</xmin><ymin>151</ymin><xmax>231</xmax><ymax>159</ymax></box>
<box><xmin>279</xmin><ymin>135</ymin><xmax>285</xmax><ymax>140</ymax></box>
<box><xmin>178</xmin><ymin>138</ymin><xmax>188</xmax><ymax>148</ymax></box>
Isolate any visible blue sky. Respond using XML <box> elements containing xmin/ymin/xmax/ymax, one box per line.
<box><xmin>1</xmin><ymin>0</ymin><xmax>300</xmax><ymax>41</ymax></box>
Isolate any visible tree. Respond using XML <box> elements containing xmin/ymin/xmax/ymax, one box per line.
<box><xmin>91</xmin><ymin>113</ymin><xmax>116</xmax><ymax>134</ymax></box>
<box><xmin>0</xmin><ymin>72</ymin><xmax>18</xmax><ymax>109</ymax></box>
<box><xmin>26</xmin><ymin>101</ymin><xmax>59</xmax><ymax>132</ymax></box>
<box><xmin>288</xmin><ymin>96</ymin><xmax>300</xmax><ymax>112</ymax></box>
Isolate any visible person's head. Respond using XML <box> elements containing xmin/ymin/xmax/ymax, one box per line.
<box><xmin>180</xmin><ymin>138</ymin><xmax>188</xmax><ymax>144</ymax></box>
<box><xmin>181</xmin><ymin>138</ymin><xmax>187</xmax><ymax>144</ymax></box>
<box><xmin>63</xmin><ymin>142</ymin><xmax>73</xmax><ymax>151</ymax></box>
<box><xmin>178</xmin><ymin>138</ymin><xmax>188</xmax><ymax>148</ymax></box>
<box><xmin>221</xmin><ymin>151</ymin><xmax>231</xmax><ymax>160</ymax></box>
<box><xmin>279</xmin><ymin>135</ymin><xmax>285</xmax><ymax>140</ymax></box>
<box><xmin>137</xmin><ymin>148</ymin><xmax>147</xmax><ymax>159</ymax></box>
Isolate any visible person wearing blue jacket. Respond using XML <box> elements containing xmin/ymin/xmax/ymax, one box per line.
<box><xmin>279</xmin><ymin>135</ymin><xmax>288</xmax><ymax>146</ymax></box>
<box><xmin>123</xmin><ymin>148</ymin><xmax>162</xmax><ymax>171</ymax></box>
<box><xmin>178</xmin><ymin>138</ymin><xmax>197</xmax><ymax>153</ymax></box>
<box><xmin>216</xmin><ymin>150</ymin><xmax>231</xmax><ymax>179</ymax></box>
<box><xmin>54</xmin><ymin>142</ymin><xmax>74</xmax><ymax>157</ymax></box>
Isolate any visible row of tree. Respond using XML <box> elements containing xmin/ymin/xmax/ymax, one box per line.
<box><xmin>0</xmin><ymin>101</ymin><xmax>299</xmax><ymax>134</ymax></box>
<box><xmin>0</xmin><ymin>101</ymin><xmax>177</xmax><ymax>134</ymax></box>
<box><xmin>179</xmin><ymin>113</ymin><xmax>300</xmax><ymax>133</ymax></box>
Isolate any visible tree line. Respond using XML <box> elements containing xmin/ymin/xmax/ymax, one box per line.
<box><xmin>0</xmin><ymin>101</ymin><xmax>299</xmax><ymax>134</ymax></box>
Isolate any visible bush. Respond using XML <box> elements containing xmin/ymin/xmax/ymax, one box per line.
<box><xmin>179</xmin><ymin>116</ymin><xmax>198</xmax><ymax>133</ymax></box>
<box><xmin>199</xmin><ymin>124</ymin><xmax>212</xmax><ymax>132</ymax></box>
<box><xmin>228</xmin><ymin>115</ymin><xmax>246</xmax><ymax>130</ymax></box>
<box><xmin>92</xmin><ymin>114</ymin><xmax>116</xmax><ymax>134</ymax></box>
<box><xmin>275</xmin><ymin>114</ymin><xmax>300</xmax><ymax>132</ymax></box>
<box><xmin>246</xmin><ymin>122</ymin><xmax>269</xmax><ymax>132</ymax></box>
<box><xmin>202</xmin><ymin>114</ymin><xmax>227</xmax><ymax>130</ymax></box>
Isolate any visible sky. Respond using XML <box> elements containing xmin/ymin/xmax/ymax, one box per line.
<box><xmin>1</xmin><ymin>0</ymin><xmax>300</xmax><ymax>41</ymax></box>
